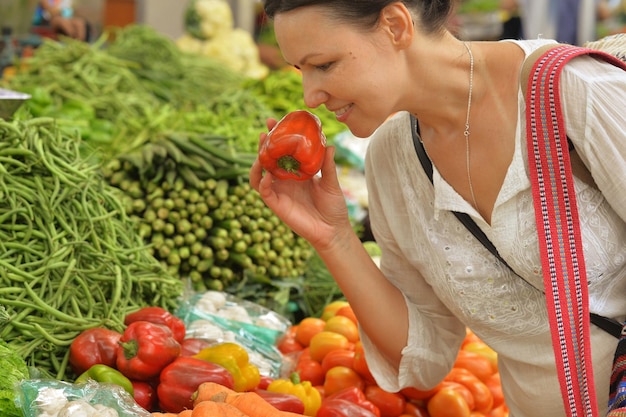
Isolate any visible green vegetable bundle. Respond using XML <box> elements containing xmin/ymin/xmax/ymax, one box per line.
<box><xmin>0</xmin><ymin>340</ymin><xmax>29</xmax><ymax>417</ymax></box>
<box><xmin>0</xmin><ymin>117</ymin><xmax>184</xmax><ymax>380</ymax></box>
<box><xmin>102</xmin><ymin>133</ymin><xmax>314</xmax><ymax>311</ymax></box>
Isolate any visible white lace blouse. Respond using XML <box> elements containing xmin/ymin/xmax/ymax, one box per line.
<box><xmin>362</xmin><ymin>39</ymin><xmax>626</xmax><ymax>417</ymax></box>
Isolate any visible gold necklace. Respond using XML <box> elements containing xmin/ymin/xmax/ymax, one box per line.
<box><xmin>463</xmin><ymin>42</ymin><xmax>478</xmax><ymax>210</ymax></box>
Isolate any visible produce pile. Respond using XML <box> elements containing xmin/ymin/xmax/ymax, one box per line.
<box><xmin>0</xmin><ymin>19</ymin><xmax>510</xmax><ymax>417</ymax></box>
<box><xmin>0</xmin><ymin>117</ymin><xmax>183</xmax><ymax>381</ymax></box>
<box><xmin>2</xmin><ymin>24</ymin><xmax>350</xmax><ymax>317</ymax></box>
<box><xmin>270</xmin><ymin>301</ymin><xmax>510</xmax><ymax>417</ymax></box>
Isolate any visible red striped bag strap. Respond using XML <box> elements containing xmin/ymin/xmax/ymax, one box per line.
<box><xmin>524</xmin><ymin>44</ymin><xmax>626</xmax><ymax>417</ymax></box>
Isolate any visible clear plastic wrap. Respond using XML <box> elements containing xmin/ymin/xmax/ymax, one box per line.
<box><xmin>17</xmin><ymin>379</ymin><xmax>151</xmax><ymax>417</ymax></box>
<box><xmin>175</xmin><ymin>290</ymin><xmax>292</xmax><ymax>378</ymax></box>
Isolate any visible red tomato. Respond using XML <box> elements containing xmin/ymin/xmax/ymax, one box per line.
<box><xmin>364</xmin><ymin>385</ymin><xmax>406</xmax><ymax>417</ymax></box>
<box><xmin>324</xmin><ymin>315</ymin><xmax>360</xmax><ymax>343</ymax></box>
<box><xmin>277</xmin><ymin>325</ymin><xmax>305</xmax><ymax>354</ymax></box>
<box><xmin>401</xmin><ymin>383</ymin><xmax>444</xmax><ymax>401</ymax></box>
<box><xmin>324</xmin><ymin>366</ymin><xmax>365</xmax><ymax>397</ymax></box>
<box><xmin>322</xmin><ymin>349</ymin><xmax>356</xmax><ymax>374</ymax></box>
<box><xmin>296</xmin><ymin>358</ymin><xmax>325</xmax><ymax>386</ymax></box>
<box><xmin>296</xmin><ymin>317</ymin><xmax>327</xmax><ymax>347</ymax></box>
<box><xmin>403</xmin><ymin>402</ymin><xmax>429</xmax><ymax>417</ymax></box>
<box><xmin>445</xmin><ymin>368</ymin><xmax>493</xmax><ymax>414</ymax></box>
<box><xmin>353</xmin><ymin>341</ymin><xmax>377</xmax><ymax>384</ymax></box>
<box><xmin>427</xmin><ymin>387</ymin><xmax>471</xmax><ymax>417</ymax></box>
<box><xmin>309</xmin><ymin>331</ymin><xmax>350</xmax><ymax>362</ymax></box>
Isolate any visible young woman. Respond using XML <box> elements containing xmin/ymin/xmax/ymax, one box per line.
<box><xmin>248</xmin><ymin>1</ymin><xmax>626</xmax><ymax>416</ymax></box>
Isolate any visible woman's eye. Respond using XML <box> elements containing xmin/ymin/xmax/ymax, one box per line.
<box><xmin>315</xmin><ymin>62</ymin><xmax>333</xmax><ymax>71</ymax></box>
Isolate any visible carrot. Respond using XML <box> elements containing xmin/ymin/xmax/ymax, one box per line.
<box><xmin>179</xmin><ymin>411</ymin><xmax>194</xmax><ymax>417</ymax></box>
<box><xmin>151</xmin><ymin>413</ymin><xmax>179</xmax><ymax>417</ymax></box>
<box><xmin>209</xmin><ymin>391</ymin><xmax>305</xmax><ymax>417</ymax></box>
<box><xmin>191</xmin><ymin>400</ymin><xmax>249</xmax><ymax>417</ymax></box>
<box><xmin>193</xmin><ymin>382</ymin><xmax>237</xmax><ymax>406</ymax></box>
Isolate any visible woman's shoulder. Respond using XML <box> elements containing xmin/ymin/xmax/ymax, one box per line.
<box><xmin>499</xmin><ymin>38</ymin><xmax>559</xmax><ymax>57</ymax></box>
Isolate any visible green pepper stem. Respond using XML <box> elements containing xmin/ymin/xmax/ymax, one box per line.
<box><xmin>277</xmin><ymin>155</ymin><xmax>301</xmax><ymax>175</ymax></box>
<box><xmin>120</xmin><ymin>339</ymin><xmax>139</xmax><ymax>359</ymax></box>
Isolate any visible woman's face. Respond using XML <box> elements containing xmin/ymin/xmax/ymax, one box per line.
<box><xmin>274</xmin><ymin>6</ymin><xmax>406</xmax><ymax>138</ymax></box>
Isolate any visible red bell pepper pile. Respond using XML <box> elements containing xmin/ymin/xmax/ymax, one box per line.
<box><xmin>68</xmin><ymin>306</ymin><xmax>244</xmax><ymax>414</ymax></box>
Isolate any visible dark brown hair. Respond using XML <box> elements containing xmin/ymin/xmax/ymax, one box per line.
<box><xmin>263</xmin><ymin>0</ymin><xmax>453</xmax><ymax>35</ymax></box>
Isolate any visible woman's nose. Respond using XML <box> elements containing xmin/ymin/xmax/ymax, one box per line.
<box><xmin>302</xmin><ymin>76</ymin><xmax>328</xmax><ymax>109</ymax></box>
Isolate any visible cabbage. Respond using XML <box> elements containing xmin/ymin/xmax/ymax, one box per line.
<box><xmin>0</xmin><ymin>339</ymin><xmax>30</xmax><ymax>417</ymax></box>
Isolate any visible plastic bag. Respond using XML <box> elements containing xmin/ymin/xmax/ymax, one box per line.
<box><xmin>175</xmin><ymin>290</ymin><xmax>291</xmax><ymax>377</ymax></box>
<box><xmin>17</xmin><ymin>379</ymin><xmax>151</xmax><ymax>417</ymax></box>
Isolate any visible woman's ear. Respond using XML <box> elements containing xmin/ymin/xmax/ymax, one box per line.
<box><xmin>379</xmin><ymin>2</ymin><xmax>414</xmax><ymax>48</ymax></box>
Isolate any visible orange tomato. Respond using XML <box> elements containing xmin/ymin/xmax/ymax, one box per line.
<box><xmin>323</xmin><ymin>366</ymin><xmax>365</xmax><ymax>396</ymax></box>
<box><xmin>295</xmin><ymin>317</ymin><xmax>327</xmax><ymax>347</ymax></box>
<box><xmin>454</xmin><ymin>350</ymin><xmax>496</xmax><ymax>382</ymax></box>
<box><xmin>364</xmin><ymin>385</ymin><xmax>407</xmax><ymax>417</ymax></box>
<box><xmin>445</xmin><ymin>368</ymin><xmax>493</xmax><ymax>414</ymax></box>
<box><xmin>309</xmin><ymin>331</ymin><xmax>350</xmax><ymax>362</ymax></box>
<box><xmin>335</xmin><ymin>305</ymin><xmax>358</xmax><ymax>325</ymax></box>
<box><xmin>324</xmin><ymin>315</ymin><xmax>360</xmax><ymax>343</ymax></box>
<box><xmin>463</xmin><ymin>342</ymin><xmax>498</xmax><ymax>373</ymax></box>
<box><xmin>321</xmin><ymin>348</ymin><xmax>356</xmax><ymax>374</ymax></box>
<box><xmin>440</xmin><ymin>381</ymin><xmax>475</xmax><ymax>411</ymax></box>
<box><xmin>462</xmin><ymin>328</ymin><xmax>483</xmax><ymax>348</ymax></box>
<box><xmin>483</xmin><ymin>373</ymin><xmax>505</xmax><ymax>409</ymax></box>
<box><xmin>321</xmin><ymin>300</ymin><xmax>351</xmax><ymax>321</ymax></box>
<box><xmin>427</xmin><ymin>387</ymin><xmax>471</xmax><ymax>417</ymax></box>
<box><xmin>353</xmin><ymin>341</ymin><xmax>377</xmax><ymax>384</ymax></box>
<box><xmin>486</xmin><ymin>404</ymin><xmax>509</xmax><ymax>417</ymax></box>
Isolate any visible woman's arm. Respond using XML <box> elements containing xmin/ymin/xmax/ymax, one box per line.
<box><xmin>250</xmin><ymin>125</ymin><xmax>410</xmax><ymax>368</ymax></box>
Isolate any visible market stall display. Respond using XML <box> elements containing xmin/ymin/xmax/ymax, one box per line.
<box><xmin>0</xmin><ymin>18</ymin><xmax>510</xmax><ymax>417</ymax></box>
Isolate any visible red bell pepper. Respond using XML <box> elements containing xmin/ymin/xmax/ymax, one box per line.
<box><xmin>317</xmin><ymin>398</ymin><xmax>379</xmax><ymax>417</ymax></box>
<box><xmin>258</xmin><ymin>110</ymin><xmax>327</xmax><ymax>181</ymax></box>
<box><xmin>180</xmin><ymin>337</ymin><xmax>213</xmax><ymax>357</ymax></box>
<box><xmin>131</xmin><ymin>380</ymin><xmax>157</xmax><ymax>412</ymax></box>
<box><xmin>156</xmin><ymin>356</ymin><xmax>235</xmax><ymax>413</ymax></box>
<box><xmin>69</xmin><ymin>327</ymin><xmax>122</xmax><ymax>375</ymax></box>
<box><xmin>124</xmin><ymin>306</ymin><xmax>186</xmax><ymax>344</ymax></box>
<box><xmin>253</xmin><ymin>389</ymin><xmax>306</xmax><ymax>414</ymax></box>
<box><xmin>116</xmin><ymin>321</ymin><xmax>181</xmax><ymax>381</ymax></box>
<box><xmin>326</xmin><ymin>386</ymin><xmax>381</xmax><ymax>417</ymax></box>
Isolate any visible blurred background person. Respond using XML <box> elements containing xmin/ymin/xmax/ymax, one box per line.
<box><xmin>32</xmin><ymin>0</ymin><xmax>89</xmax><ymax>41</ymax></box>
<box><xmin>502</xmin><ymin>0</ymin><xmax>601</xmax><ymax>44</ymax></box>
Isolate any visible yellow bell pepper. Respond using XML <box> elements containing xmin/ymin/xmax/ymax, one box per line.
<box><xmin>267</xmin><ymin>372</ymin><xmax>322</xmax><ymax>416</ymax></box>
<box><xmin>193</xmin><ymin>342</ymin><xmax>260</xmax><ymax>392</ymax></box>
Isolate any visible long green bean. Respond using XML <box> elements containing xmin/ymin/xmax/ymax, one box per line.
<box><xmin>0</xmin><ymin>118</ymin><xmax>184</xmax><ymax>380</ymax></box>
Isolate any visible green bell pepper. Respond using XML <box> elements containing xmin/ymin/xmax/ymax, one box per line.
<box><xmin>75</xmin><ymin>364</ymin><xmax>134</xmax><ymax>396</ymax></box>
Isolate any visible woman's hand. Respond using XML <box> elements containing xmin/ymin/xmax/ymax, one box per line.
<box><xmin>250</xmin><ymin>119</ymin><xmax>352</xmax><ymax>252</ymax></box>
